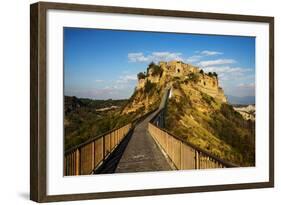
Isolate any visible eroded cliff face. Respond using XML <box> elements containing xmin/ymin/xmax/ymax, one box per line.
<box><xmin>122</xmin><ymin>60</ymin><xmax>226</xmax><ymax>114</ymax></box>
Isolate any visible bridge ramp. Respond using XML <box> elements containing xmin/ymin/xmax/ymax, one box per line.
<box><xmin>115</xmin><ymin>111</ymin><xmax>172</xmax><ymax>173</ymax></box>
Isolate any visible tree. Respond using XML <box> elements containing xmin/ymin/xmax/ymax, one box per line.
<box><xmin>147</xmin><ymin>61</ymin><xmax>163</xmax><ymax>76</ymax></box>
<box><xmin>148</xmin><ymin>61</ymin><xmax>156</xmax><ymax>68</ymax></box>
<box><xmin>207</xmin><ymin>72</ymin><xmax>218</xmax><ymax>78</ymax></box>
<box><xmin>137</xmin><ymin>72</ymin><xmax>146</xmax><ymax>80</ymax></box>
<box><xmin>187</xmin><ymin>73</ymin><xmax>200</xmax><ymax>83</ymax></box>
<box><xmin>144</xmin><ymin>80</ymin><xmax>155</xmax><ymax>93</ymax></box>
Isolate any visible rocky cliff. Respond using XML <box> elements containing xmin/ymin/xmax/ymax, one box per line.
<box><xmin>122</xmin><ymin>60</ymin><xmax>226</xmax><ymax>114</ymax></box>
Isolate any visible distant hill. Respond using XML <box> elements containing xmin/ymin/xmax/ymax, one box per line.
<box><xmin>64</xmin><ymin>96</ymin><xmax>128</xmax><ymax>113</ymax></box>
<box><xmin>227</xmin><ymin>95</ymin><xmax>255</xmax><ymax>105</ymax></box>
<box><xmin>64</xmin><ymin>97</ymin><xmax>134</xmax><ymax>151</ymax></box>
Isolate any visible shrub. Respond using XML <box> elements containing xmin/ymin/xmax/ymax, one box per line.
<box><xmin>152</xmin><ymin>65</ymin><xmax>163</xmax><ymax>76</ymax></box>
<box><xmin>172</xmin><ymin>81</ymin><xmax>181</xmax><ymax>89</ymax></box>
<box><xmin>201</xmin><ymin>92</ymin><xmax>214</xmax><ymax>105</ymax></box>
<box><xmin>187</xmin><ymin>73</ymin><xmax>200</xmax><ymax>83</ymax></box>
<box><xmin>148</xmin><ymin>61</ymin><xmax>156</xmax><ymax>68</ymax></box>
<box><xmin>137</xmin><ymin>72</ymin><xmax>146</xmax><ymax>80</ymax></box>
<box><xmin>207</xmin><ymin>72</ymin><xmax>218</xmax><ymax>78</ymax></box>
<box><xmin>144</xmin><ymin>80</ymin><xmax>156</xmax><ymax>93</ymax></box>
<box><xmin>147</xmin><ymin>62</ymin><xmax>163</xmax><ymax>76</ymax></box>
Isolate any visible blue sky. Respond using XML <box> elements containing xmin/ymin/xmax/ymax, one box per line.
<box><xmin>64</xmin><ymin>27</ymin><xmax>255</xmax><ymax>99</ymax></box>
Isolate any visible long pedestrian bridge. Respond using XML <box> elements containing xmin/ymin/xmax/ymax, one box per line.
<box><xmin>64</xmin><ymin>88</ymin><xmax>237</xmax><ymax>176</ymax></box>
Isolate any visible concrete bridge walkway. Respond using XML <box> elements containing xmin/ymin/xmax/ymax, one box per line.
<box><xmin>115</xmin><ymin>110</ymin><xmax>172</xmax><ymax>173</ymax></box>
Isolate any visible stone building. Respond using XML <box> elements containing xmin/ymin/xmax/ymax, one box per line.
<box><xmin>135</xmin><ymin>60</ymin><xmax>226</xmax><ymax>102</ymax></box>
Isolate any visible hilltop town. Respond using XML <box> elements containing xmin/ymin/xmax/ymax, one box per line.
<box><xmin>138</xmin><ymin>61</ymin><xmax>226</xmax><ymax>100</ymax></box>
<box><xmin>122</xmin><ymin>60</ymin><xmax>226</xmax><ymax>114</ymax></box>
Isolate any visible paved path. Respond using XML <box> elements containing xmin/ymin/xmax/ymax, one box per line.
<box><xmin>115</xmin><ymin>111</ymin><xmax>172</xmax><ymax>173</ymax></box>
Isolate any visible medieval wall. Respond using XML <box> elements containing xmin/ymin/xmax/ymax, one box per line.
<box><xmin>136</xmin><ymin>61</ymin><xmax>226</xmax><ymax>103</ymax></box>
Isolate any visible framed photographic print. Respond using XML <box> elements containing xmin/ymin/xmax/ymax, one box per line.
<box><xmin>30</xmin><ymin>1</ymin><xmax>274</xmax><ymax>202</ymax></box>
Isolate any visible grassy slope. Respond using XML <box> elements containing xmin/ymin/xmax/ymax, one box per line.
<box><xmin>165</xmin><ymin>82</ymin><xmax>255</xmax><ymax>166</ymax></box>
<box><xmin>121</xmin><ymin>80</ymin><xmax>163</xmax><ymax>114</ymax></box>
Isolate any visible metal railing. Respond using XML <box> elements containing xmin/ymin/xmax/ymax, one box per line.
<box><xmin>148</xmin><ymin>120</ymin><xmax>237</xmax><ymax>169</ymax></box>
<box><xmin>64</xmin><ymin>123</ymin><xmax>132</xmax><ymax>176</ymax></box>
<box><xmin>148</xmin><ymin>88</ymin><xmax>238</xmax><ymax>169</ymax></box>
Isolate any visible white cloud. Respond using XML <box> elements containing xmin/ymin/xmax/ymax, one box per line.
<box><xmin>128</xmin><ymin>52</ymin><xmax>149</xmax><ymax>62</ymax></box>
<box><xmin>186</xmin><ymin>55</ymin><xmax>202</xmax><ymax>63</ymax></box>
<box><xmin>202</xmin><ymin>65</ymin><xmax>255</xmax><ymax>97</ymax></box>
<box><xmin>95</xmin><ymin>79</ymin><xmax>104</xmax><ymax>83</ymax></box>
<box><xmin>198</xmin><ymin>59</ymin><xmax>236</xmax><ymax>67</ymax></box>
<box><xmin>185</xmin><ymin>50</ymin><xmax>222</xmax><ymax>64</ymax></box>
<box><xmin>203</xmin><ymin>66</ymin><xmax>253</xmax><ymax>82</ymax></box>
<box><xmin>120</xmin><ymin>74</ymin><xmax>137</xmax><ymax>81</ymax></box>
<box><xmin>237</xmin><ymin>83</ymin><xmax>255</xmax><ymax>88</ymax></box>
<box><xmin>151</xmin><ymin>52</ymin><xmax>183</xmax><ymax>62</ymax></box>
<box><xmin>128</xmin><ymin>51</ymin><xmax>183</xmax><ymax>63</ymax></box>
<box><xmin>203</xmin><ymin>66</ymin><xmax>250</xmax><ymax>74</ymax></box>
<box><xmin>129</xmin><ymin>50</ymin><xmax>224</xmax><ymax>65</ymax></box>
<box><xmin>200</xmin><ymin>50</ymin><xmax>223</xmax><ymax>56</ymax></box>
<box><xmin>122</xmin><ymin>74</ymin><xmax>137</xmax><ymax>81</ymax></box>
<box><xmin>116</xmin><ymin>74</ymin><xmax>137</xmax><ymax>84</ymax></box>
